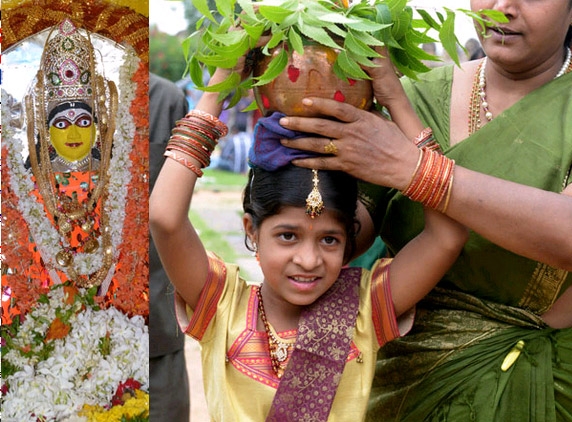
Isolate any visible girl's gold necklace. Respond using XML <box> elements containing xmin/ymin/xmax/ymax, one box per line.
<box><xmin>256</xmin><ymin>286</ymin><xmax>295</xmax><ymax>379</ymax></box>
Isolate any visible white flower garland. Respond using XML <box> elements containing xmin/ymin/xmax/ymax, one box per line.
<box><xmin>2</xmin><ymin>285</ymin><xmax>149</xmax><ymax>421</ymax></box>
<box><xmin>1</xmin><ymin>46</ymin><xmax>139</xmax><ymax>279</ymax></box>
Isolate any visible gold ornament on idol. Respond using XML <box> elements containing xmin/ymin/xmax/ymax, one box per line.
<box><xmin>25</xmin><ymin>19</ymin><xmax>118</xmax><ymax>288</ymax></box>
<box><xmin>256</xmin><ymin>286</ymin><xmax>294</xmax><ymax>379</ymax></box>
<box><xmin>469</xmin><ymin>48</ymin><xmax>572</xmax><ymax>135</ymax></box>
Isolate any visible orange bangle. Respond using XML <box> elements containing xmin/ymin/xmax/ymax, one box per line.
<box><xmin>186</xmin><ymin>110</ymin><xmax>229</xmax><ymax>137</ymax></box>
<box><xmin>164</xmin><ymin>150</ymin><xmax>204</xmax><ymax>177</ymax></box>
<box><xmin>402</xmin><ymin>149</ymin><xmax>455</xmax><ymax>212</ymax></box>
<box><xmin>413</xmin><ymin>127</ymin><xmax>441</xmax><ymax>153</ymax></box>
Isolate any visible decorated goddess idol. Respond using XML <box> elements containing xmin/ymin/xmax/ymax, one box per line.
<box><xmin>1</xmin><ymin>18</ymin><xmax>149</xmax><ymax>421</ymax></box>
<box><xmin>24</xmin><ymin>18</ymin><xmax>118</xmax><ymax>289</ymax></box>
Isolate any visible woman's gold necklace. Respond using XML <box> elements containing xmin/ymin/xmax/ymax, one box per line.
<box><xmin>469</xmin><ymin>48</ymin><xmax>572</xmax><ymax>135</ymax></box>
<box><xmin>256</xmin><ymin>286</ymin><xmax>294</xmax><ymax>378</ymax></box>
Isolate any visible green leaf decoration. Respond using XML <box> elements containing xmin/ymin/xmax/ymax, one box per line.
<box><xmin>336</xmin><ymin>50</ymin><xmax>371</xmax><ymax>80</ymax></box>
<box><xmin>216</xmin><ymin>0</ymin><xmax>236</xmax><ymax>19</ymax></box>
<box><xmin>192</xmin><ymin>0</ymin><xmax>216</xmax><ymax>22</ymax></box>
<box><xmin>209</xmin><ymin>38</ymin><xmax>251</xmax><ymax>59</ymax></box>
<box><xmin>375</xmin><ymin>3</ymin><xmax>393</xmax><ymax>26</ymax></box>
<box><xmin>200</xmin><ymin>71</ymin><xmax>242</xmax><ymax>92</ymax></box>
<box><xmin>479</xmin><ymin>9</ymin><xmax>509</xmax><ymax>23</ymax></box>
<box><xmin>181</xmin><ymin>36</ymin><xmax>193</xmax><ymax>65</ymax></box>
<box><xmin>349</xmin><ymin>52</ymin><xmax>379</xmax><ymax>70</ymax></box>
<box><xmin>403</xmin><ymin>34</ymin><xmax>439</xmax><ymax>62</ymax></box>
<box><xmin>415</xmin><ymin>8</ymin><xmax>440</xmax><ymax>31</ymax></box>
<box><xmin>253</xmin><ymin>47</ymin><xmax>289</xmax><ymax>85</ymax></box>
<box><xmin>242</xmin><ymin>22</ymin><xmax>266</xmax><ymax>47</ymax></box>
<box><xmin>391</xmin><ymin>7</ymin><xmax>412</xmax><ymax>40</ymax></box>
<box><xmin>439</xmin><ymin>9</ymin><xmax>460</xmax><ymax>66</ymax></box>
<box><xmin>237</xmin><ymin>0</ymin><xmax>257</xmax><ymax>18</ymax></box>
<box><xmin>288</xmin><ymin>27</ymin><xmax>304</xmax><ymax>55</ymax></box>
<box><xmin>209</xmin><ymin>30</ymin><xmax>248</xmax><ymax>45</ymax></box>
<box><xmin>241</xmin><ymin>100</ymin><xmax>260</xmax><ymax>112</ymax></box>
<box><xmin>195</xmin><ymin>51</ymin><xmax>239</xmax><ymax>68</ymax></box>
<box><xmin>345</xmin><ymin>32</ymin><xmax>381</xmax><ymax>58</ymax></box>
<box><xmin>186</xmin><ymin>0</ymin><xmax>491</xmax><ymax>104</ymax></box>
<box><xmin>188</xmin><ymin>57</ymin><xmax>205</xmax><ymax>87</ymax></box>
<box><xmin>346</xmin><ymin>19</ymin><xmax>392</xmax><ymax>32</ymax></box>
<box><xmin>406</xmin><ymin>26</ymin><xmax>436</xmax><ymax>45</ymax></box>
<box><xmin>264</xmin><ymin>30</ymin><xmax>287</xmax><ymax>51</ymax></box>
<box><xmin>259</xmin><ymin>5</ymin><xmax>294</xmax><ymax>24</ymax></box>
<box><xmin>386</xmin><ymin>0</ymin><xmax>408</xmax><ymax>17</ymax></box>
<box><xmin>350</xmin><ymin>30</ymin><xmax>385</xmax><ymax>48</ymax></box>
<box><xmin>325</xmin><ymin>24</ymin><xmax>347</xmax><ymax>39</ymax></box>
<box><xmin>298</xmin><ymin>22</ymin><xmax>341</xmax><ymax>50</ymax></box>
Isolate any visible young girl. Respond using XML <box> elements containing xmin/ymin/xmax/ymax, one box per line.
<box><xmin>149</xmin><ymin>67</ymin><xmax>468</xmax><ymax>421</ymax></box>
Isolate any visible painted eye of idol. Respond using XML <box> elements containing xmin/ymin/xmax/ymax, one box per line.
<box><xmin>52</xmin><ymin>114</ymin><xmax>93</xmax><ymax>129</ymax></box>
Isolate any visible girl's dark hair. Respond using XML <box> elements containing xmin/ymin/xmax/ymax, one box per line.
<box><xmin>567</xmin><ymin>1</ymin><xmax>572</xmax><ymax>47</ymax></box>
<box><xmin>243</xmin><ymin>165</ymin><xmax>359</xmax><ymax>261</ymax></box>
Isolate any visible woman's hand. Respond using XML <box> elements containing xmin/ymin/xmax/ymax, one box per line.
<box><xmin>279</xmin><ymin>97</ymin><xmax>420</xmax><ymax>190</ymax></box>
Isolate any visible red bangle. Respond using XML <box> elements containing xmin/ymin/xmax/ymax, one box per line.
<box><xmin>413</xmin><ymin>127</ymin><xmax>441</xmax><ymax>153</ymax></box>
<box><xmin>402</xmin><ymin>149</ymin><xmax>455</xmax><ymax>212</ymax></box>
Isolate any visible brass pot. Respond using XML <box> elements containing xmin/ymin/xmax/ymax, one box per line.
<box><xmin>253</xmin><ymin>43</ymin><xmax>373</xmax><ymax>117</ymax></box>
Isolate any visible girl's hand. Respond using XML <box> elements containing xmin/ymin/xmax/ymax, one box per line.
<box><xmin>423</xmin><ymin>207</ymin><xmax>469</xmax><ymax>250</ymax></box>
<box><xmin>364</xmin><ymin>47</ymin><xmax>407</xmax><ymax>110</ymax></box>
<box><xmin>364</xmin><ymin>47</ymin><xmax>425</xmax><ymax>139</ymax></box>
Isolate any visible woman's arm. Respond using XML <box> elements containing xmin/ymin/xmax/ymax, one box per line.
<box><xmin>388</xmin><ymin>207</ymin><xmax>468</xmax><ymax>317</ymax></box>
<box><xmin>149</xmin><ymin>72</ymin><xmax>229</xmax><ymax>310</ymax></box>
<box><xmin>279</xmin><ymin>98</ymin><xmax>572</xmax><ymax>271</ymax></box>
<box><xmin>540</xmin><ymin>183</ymin><xmax>572</xmax><ymax>328</ymax></box>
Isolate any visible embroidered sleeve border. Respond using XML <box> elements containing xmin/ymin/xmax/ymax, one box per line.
<box><xmin>175</xmin><ymin>252</ymin><xmax>227</xmax><ymax>341</ymax></box>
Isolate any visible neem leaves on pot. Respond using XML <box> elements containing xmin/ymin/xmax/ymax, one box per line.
<box><xmin>185</xmin><ymin>0</ymin><xmax>506</xmax><ymax>113</ymax></box>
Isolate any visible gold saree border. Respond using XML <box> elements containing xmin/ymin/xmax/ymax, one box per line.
<box><xmin>519</xmin><ymin>263</ymin><xmax>569</xmax><ymax>313</ymax></box>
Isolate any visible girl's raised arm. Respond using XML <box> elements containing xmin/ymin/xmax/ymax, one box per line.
<box><xmin>149</xmin><ymin>72</ymin><xmax>228</xmax><ymax>310</ymax></box>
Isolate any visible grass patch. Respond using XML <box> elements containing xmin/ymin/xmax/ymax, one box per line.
<box><xmin>198</xmin><ymin>168</ymin><xmax>248</xmax><ymax>192</ymax></box>
<box><xmin>189</xmin><ymin>209</ymin><xmax>238</xmax><ymax>264</ymax></box>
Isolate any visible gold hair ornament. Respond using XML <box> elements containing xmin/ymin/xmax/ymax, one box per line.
<box><xmin>306</xmin><ymin>169</ymin><xmax>324</xmax><ymax>218</ymax></box>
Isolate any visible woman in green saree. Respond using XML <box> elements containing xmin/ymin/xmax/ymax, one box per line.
<box><xmin>278</xmin><ymin>0</ymin><xmax>572</xmax><ymax>420</ymax></box>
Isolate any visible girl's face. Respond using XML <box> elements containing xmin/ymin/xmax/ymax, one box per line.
<box><xmin>247</xmin><ymin>206</ymin><xmax>347</xmax><ymax>311</ymax></box>
<box><xmin>471</xmin><ymin>0</ymin><xmax>572</xmax><ymax>71</ymax></box>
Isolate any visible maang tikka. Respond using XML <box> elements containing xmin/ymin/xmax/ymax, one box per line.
<box><xmin>306</xmin><ymin>169</ymin><xmax>324</xmax><ymax>218</ymax></box>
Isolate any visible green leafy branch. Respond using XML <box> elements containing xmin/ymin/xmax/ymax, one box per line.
<box><xmin>185</xmin><ymin>0</ymin><xmax>506</xmax><ymax>107</ymax></box>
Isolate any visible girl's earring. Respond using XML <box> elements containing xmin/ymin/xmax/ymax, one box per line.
<box><xmin>252</xmin><ymin>242</ymin><xmax>260</xmax><ymax>263</ymax></box>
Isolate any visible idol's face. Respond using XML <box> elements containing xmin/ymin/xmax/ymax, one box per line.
<box><xmin>49</xmin><ymin>107</ymin><xmax>94</xmax><ymax>162</ymax></box>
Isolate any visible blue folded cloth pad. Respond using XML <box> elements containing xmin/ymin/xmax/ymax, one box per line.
<box><xmin>248</xmin><ymin>112</ymin><xmax>318</xmax><ymax>171</ymax></box>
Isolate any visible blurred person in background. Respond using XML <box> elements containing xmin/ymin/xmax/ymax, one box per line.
<box><xmin>149</xmin><ymin>72</ymin><xmax>190</xmax><ymax>421</ymax></box>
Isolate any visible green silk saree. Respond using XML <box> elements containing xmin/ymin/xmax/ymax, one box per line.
<box><xmin>364</xmin><ymin>66</ymin><xmax>572</xmax><ymax>421</ymax></box>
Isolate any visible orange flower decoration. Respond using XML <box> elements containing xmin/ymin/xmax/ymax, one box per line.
<box><xmin>45</xmin><ymin>317</ymin><xmax>72</xmax><ymax>341</ymax></box>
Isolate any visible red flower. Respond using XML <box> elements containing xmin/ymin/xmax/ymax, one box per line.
<box><xmin>111</xmin><ymin>378</ymin><xmax>142</xmax><ymax>406</ymax></box>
